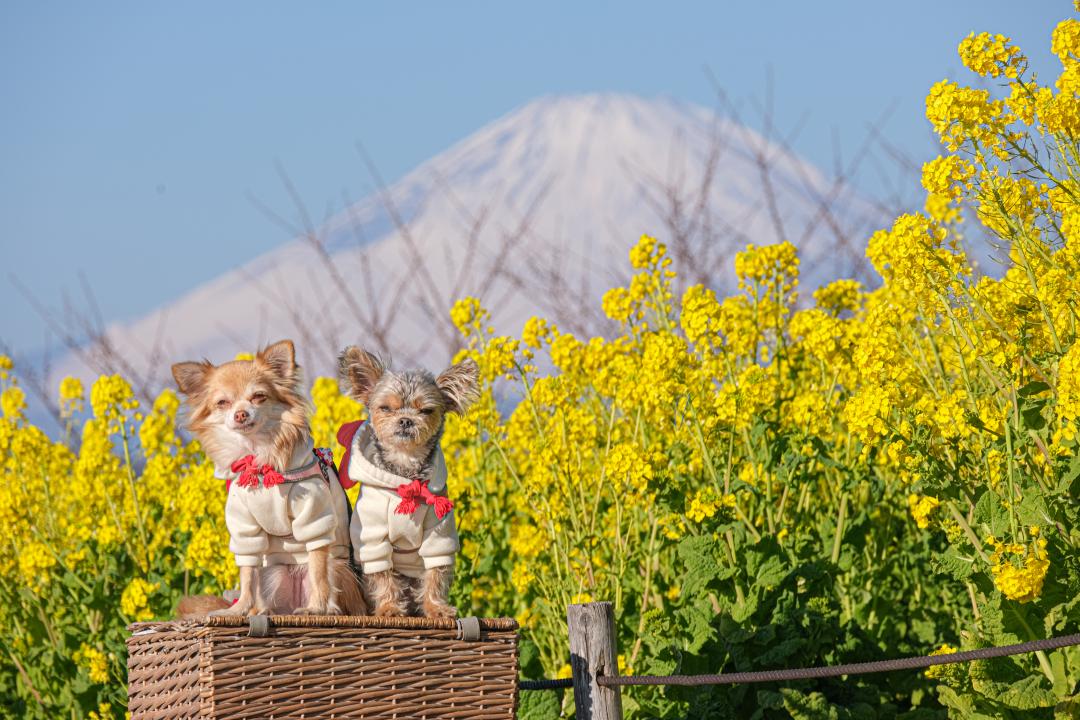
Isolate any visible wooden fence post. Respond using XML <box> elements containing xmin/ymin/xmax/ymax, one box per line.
<box><xmin>568</xmin><ymin>602</ymin><xmax>623</xmax><ymax>720</ymax></box>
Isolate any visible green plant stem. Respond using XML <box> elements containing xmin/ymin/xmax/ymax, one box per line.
<box><xmin>119</xmin><ymin>419</ymin><xmax>151</xmax><ymax>570</ymax></box>
<box><xmin>628</xmin><ymin>518</ymin><xmax>660</xmax><ymax>668</ymax></box>
<box><xmin>946</xmin><ymin>500</ymin><xmax>990</xmax><ymax>564</ymax></box>
<box><xmin>1009</xmin><ymin>607</ymin><xmax>1056</xmax><ymax>685</ymax></box>
<box><xmin>830</xmin><ymin>493</ymin><xmax>847</xmax><ymax>565</ymax></box>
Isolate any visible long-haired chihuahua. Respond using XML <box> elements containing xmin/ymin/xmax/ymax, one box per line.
<box><xmin>172</xmin><ymin>340</ymin><xmax>365</xmax><ymax>616</ymax></box>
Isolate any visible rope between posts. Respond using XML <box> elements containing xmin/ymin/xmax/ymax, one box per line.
<box><xmin>518</xmin><ymin>632</ymin><xmax>1080</xmax><ymax>691</ymax></box>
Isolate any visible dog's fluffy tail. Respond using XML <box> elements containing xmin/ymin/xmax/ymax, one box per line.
<box><xmin>332</xmin><ymin>558</ymin><xmax>368</xmax><ymax>615</ymax></box>
<box><xmin>176</xmin><ymin>594</ymin><xmax>231</xmax><ymax>619</ymax></box>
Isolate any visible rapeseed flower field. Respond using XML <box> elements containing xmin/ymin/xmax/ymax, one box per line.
<box><xmin>4</xmin><ymin>10</ymin><xmax>1080</xmax><ymax>719</ymax></box>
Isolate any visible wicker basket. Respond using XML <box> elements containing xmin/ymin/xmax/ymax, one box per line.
<box><xmin>126</xmin><ymin>615</ymin><xmax>519</xmax><ymax>719</ymax></box>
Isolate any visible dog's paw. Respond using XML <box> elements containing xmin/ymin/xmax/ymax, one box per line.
<box><xmin>374</xmin><ymin>602</ymin><xmax>406</xmax><ymax>617</ymax></box>
<box><xmin>248</xmin><ymin>606</ymin><xmax>270</xmax><ymax>617</ymax></box>
<box><xmin>209</xmin><ymin>603</ymin><xmax>247</xmax><ymax>617</ymax></box>
<box><xmin>424</xmin><ymin>603</ymin><xmax>458</xmax><ymax>620</ymax></box>
<box><xmin>291</xmin><ymin>605</ymin><xmax>328</xmax><ymax>616</ymax></box>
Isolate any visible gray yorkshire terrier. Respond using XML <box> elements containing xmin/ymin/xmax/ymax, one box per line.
<box><xmin>337</xmin><ymin>347</ymin><xmax>479</xmax><ymax>618</ymax></box>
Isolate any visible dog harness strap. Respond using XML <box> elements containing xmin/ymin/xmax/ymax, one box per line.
<box><xmin>313</xmin><ymin>447</ymin><xmax>352</xmax><ymax>492</ymax></box>
<box><xmin>281</xmin><ymin>456</ymin><xmax>319</xmax><ymax>481</ymax></box>
<box><xmin>227</xmin><ymin>454</ymin><xmax>329</xmax><ymax>490</ymax></box>
<box><xmin>313</xmin><ymin>447</ymin><xmax>360</xmax><ymax>571</ymax></box>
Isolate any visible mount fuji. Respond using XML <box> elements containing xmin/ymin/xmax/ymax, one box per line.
<box><xmin>60</xmin><ymin>93</ymin><xmax>888</xmax><ymax>393</ymax></box>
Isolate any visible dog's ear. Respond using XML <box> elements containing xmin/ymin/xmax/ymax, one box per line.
<box><xmin>172</xmin><ymin>361</ymin><xmax>212</xmax><ymax>397</ymax></box>
<box><xmin>436</xmin><ymin>358</ymin><xmax>480</xmax><ymax>415</ymax></box>
<box><xmin>257</xmin><ymin>339</ymin><xmax>297</xmax><ymax>381</ymax></box>
<box><xmin>338</xmin><ymin>346</ymin><xmax>386</xmax><ymax>403</ymax></box>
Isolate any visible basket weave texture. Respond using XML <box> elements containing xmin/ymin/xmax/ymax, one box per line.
<box><xmin>126</xmin><ymin>615</ymin><xmax>519</xmax><ymax>719</ymax></box>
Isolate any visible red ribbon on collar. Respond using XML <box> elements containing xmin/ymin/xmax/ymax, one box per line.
<box><xmin>395</xmin><ymin>479</ymin><xmax>453</xmax><ymax>519</ymax></box>
<box><xmin>230</xmin><ymin>455</ymin><xmax>285</xmax><ymax>489</ymax></box>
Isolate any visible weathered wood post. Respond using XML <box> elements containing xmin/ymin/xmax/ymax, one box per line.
<box><xmin>568</xmin><ymin>601</ymin><xmax>623</xmax><ymax>720</ymax></box>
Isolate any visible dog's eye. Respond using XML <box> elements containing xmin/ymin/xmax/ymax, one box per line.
<box><xmin>215</xmin><ymin>398</ymin><xmax>230</xmax><ymax>409</ymax></box>
<box><xmin>378</xmin><ymin>405</ymin><xmax>392</xmax><ymax>413</ymax></box>
<box><xmin>250</xmin><ymin>392</ymin><xmax>267</xmax><ymax>404</ymax></box>
<box><xmin>420</xmin><ymin>408</ymin><xmax>434</xmax><ymax>415</ymax></box>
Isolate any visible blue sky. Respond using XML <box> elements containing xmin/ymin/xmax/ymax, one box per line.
<box><xmin>0</xmin><ymin>1</ymin><xmax>1065</xmax><ymax>354</ymax></box>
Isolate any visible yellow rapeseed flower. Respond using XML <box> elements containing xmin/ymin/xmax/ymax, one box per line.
<box><xmin>1</xmin><ymin>386</ymin><xmax>26</xmax><ymax>420</ymax></box>
<box><xmin>120</xmin><ymin>578</ymin><xmax>158</xmax><ymax>621</ymax></box>
<box><xmin>925</xmin><ymin>80</ymin><xmax>1015</xmax><ymax>155</ymax></box>
<box><xmin>686</xmin><ymin>487</ymin><xmax>735</xmax><ymax>523</ymax></box>
<box><xmin>908</xmin><ymin>494</ymin><xmax>941</xmax><ymax>529</ymax></box>
<box><xmin>521</xmin><ymin>316</ymin><xmax>552</xmax><ymax>349</ymax></box>
<box><xmin>89</xmin><ymin>374</ymin><xmax>138</xmax><ymax>430</ymax></box>
<box><xmin>18</xmin><ymin>541</ymin><xmax>56</xmax><ymax>594</ymax></box>
<box><xmin>73</xmin><ymin>644</ymin><xmax>110</xmax><ymax>684</ymax></box>
<box><xmin>987</xmin><ymin>536</ymin><xmax>1050</xmax><ymax>603</ymax></box>
<box><xmin>450</xmin><ymin>296</ymin><xmax>488</xmax><ymax>336</ymax></box>
<box><xmin>958</xmin><ymin>32</ymin><xmax>1024</xmax><ymax>79</ymax></box>
<box><xmin>58</xmin><ymin>376</ymin><xmax>85</xmax><ymax>418</ymax></box>
<box><xmin>1052</xmin><ymin>18</ymin><xmax>1080</xmax><ymax>62</ymax></box>
<box><xmin>812</xmin><ymin>278</ymin><xmax>863</xmax><ymax>314</ymax></box>
<box><xmin>925</xmin><ymin>644</ymin><xmax>959</xmax><ymax>680</ymax></box>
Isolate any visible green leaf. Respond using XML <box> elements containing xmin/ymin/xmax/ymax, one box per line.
<box><xmin>679</xmin><ymin>535</ymin><xmax>724</xmax><ymax>597</ymax></box>
<box><xmin>754</xmin><ymin>553</ymin><xmax>786</xmax><ymax>590</ymax></box>
<box><xmin>935</xmin><ymin>686</ymin><xmax>978</xmax><ymax>719</ymax></box>
<box><xmin>1018</xmin><ymin>381</ymin><xmax>1051</xmax><ymax>397</ymax></box>
<box><xmin>974</xmin><ymin>491</ymin><xmax>1010</xmax><ymax>537</ymax></box>
<box><xmin>518</xmin><ymin>638</ymin><xmax>540</xmax><ymax>673</ymax></box>
<box><xmin>518</xmin><ymin>686</ymin><xmax>561</xmax><ymax>720</ymax></box>
<box><xmin>1020</xmin><ymin>399</ymin><xmax>1047</xmax><ymax>431</ymax></box>
<box><xmin>780</xmin><ymin>689</ymin><xmax>839</xmax><ymax>720</ymax></box>
<box><xmin>730</xmin><ymin>587</ymin><xmax>760</xmax><ymax>623</ymax></box>
<box><xmin>931</xmin><ymin>546</ymin><xmax>975</xmax><ymax>581</ymax></box>
<box><xmin>971</xmin><ymin>673</ymin><xmax>1055</xmax><ymax>710</ymax></box>
<box><xmin>1060</xmin><ymin>453</ymin><xmax>1080</xmax><ymax>496</ymax></box>
<box><xmin>756</xmin><ymin>637</ymin><xmax>804</xmax><ymax>665</ymax></box>
<box><xmin>1015</xmin><ymin>493</ymin><xmax>1051</xmax><ymax>528</ymax></box>
<box><xmin>682</xmin><ymin>599</ymin><xmax>718</xmax><ymax>654</ymax></box>
<box><xmin>978</xmin><ymin>599</ymin><xmax>1020</xmax><ymax>646</ymax></box>
<box><xmin>1055</xmin><ymin>694</ymin><xmax>1080</xmax><ymax>720</ymax></box>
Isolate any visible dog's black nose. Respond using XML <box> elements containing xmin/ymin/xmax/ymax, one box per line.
<box><xmin>399</xmin><ymin>417</ymin><xmax>414</xmax><ymax>429</ymax></box>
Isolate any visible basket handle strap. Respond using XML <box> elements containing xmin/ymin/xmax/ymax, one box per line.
<box><xmin>456</xmin><ymin>616</ymin><xmax>481</xmax><ymax>642</ymax></box>
<box><xmin>248</xmin><ymin>615</ymin><xmax>272</xmax><ymax>638</ymax></box>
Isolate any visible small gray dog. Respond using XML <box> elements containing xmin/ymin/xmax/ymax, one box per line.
<box><xmin>337</xmin><ymin>347</ymin><xmax>479</xmax><ymax>618</ymax></box>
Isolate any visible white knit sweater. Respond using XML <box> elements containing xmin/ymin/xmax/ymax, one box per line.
<box><xmin>346</xmin><ymin>424</ymin><xmax>459</xmax><ymax>578</ymax></box>
<box><xmin>220</xmin><ymin>440</ymin><xmax>352</xmax><ymax>568</ymax></box>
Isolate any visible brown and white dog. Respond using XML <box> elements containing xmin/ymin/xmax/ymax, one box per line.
<box><xmin>337</xmin><ymin>347</ymin><xmax>478</xmax><ymax>618</ymax></box>
<box><xmin>172</xmin><ymin>340</ymin><xmax>365</xmax><ymax>616</ymax></box>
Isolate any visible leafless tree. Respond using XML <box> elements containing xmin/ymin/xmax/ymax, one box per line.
<box><xmin>13</xmin><ymin>78</ymin><xmax>926</xmax><ymax>413</ymax></box>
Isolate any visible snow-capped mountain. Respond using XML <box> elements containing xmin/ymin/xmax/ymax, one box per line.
<box><xmin>63</xmin><ymin>93</ymin><xmax>886</xmax><ymax>390</ymax></box>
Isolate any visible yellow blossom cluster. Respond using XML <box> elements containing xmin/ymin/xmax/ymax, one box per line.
<box><xmin>59</xmin><ymin>376</ymin><xmax>85</xmax><ymax>418</ymax></box>
<box><xmin>986</xmin><ymin>535</ymin><xmax>1050</xmax><ymax>603</ymax></box>
<box><xmin>686</xmin><ymin>487</ymin><xmax>736</xmax><ymax>523</ymax></box>
<box><xmin>925</xmin><ymin>80</ymin><xmax>1016</xmax><ymax>156</ymax></box>
<box><xmin>73</xmin><ymin>643</ymin><xmax>110</xmax><ymax>684</ymax></box>
<box><xmin>958</xmin><ymin>32</ymin><xmax>1024</xmax><ymax>79</ymax></box>
<box><xmin>120</xmin><ymin>577</ymin><xmax>158</xmax><ymax>621</ymax></box>
<box><xmin>908</xmin><ymin>494</ymin><xmax>941</xmax><ymax>529</ymax></box>
<box><xmin>925</xmin><ymin>644</ymin><xmax>961</xmax><ymax>681</ymax></box>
